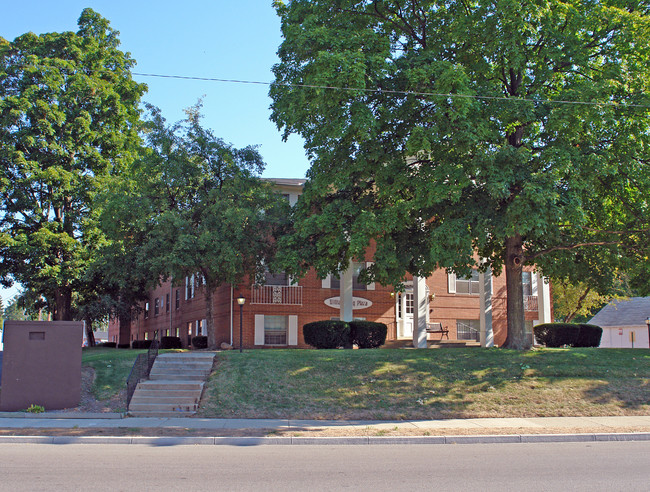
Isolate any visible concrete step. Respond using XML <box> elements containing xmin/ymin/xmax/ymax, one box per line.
<box><xmin>134</xmin><ymin>389</ymin><xmax>202</xmax><ymax>398</ymax></box>
<box><xmin>136</xmin><ymin>380</ymin><xmax>204</xmax><ymax>390</ymax></box>
<box><xmin>149</xmin><ymin>373</ymin><xmax>208</xmax><ymax>381</ymax></box>
<box><xmin>129</xmin><ymin>395</ymin><xmax>199</xmax><ymax>405</ymax></box>
<box><xmin>128</xmin><ymin>402</ymin><xmax>199</xmax><ymax>413</ymax></box>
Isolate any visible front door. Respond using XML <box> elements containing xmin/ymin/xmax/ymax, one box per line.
<box><xmin>396</xmin><ymin>290</ymin><xmax>414</xmax><ymax>339</ymax></box>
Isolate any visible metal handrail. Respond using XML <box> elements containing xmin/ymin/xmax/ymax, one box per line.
<box><xmin>126</xmin><ymin>335</ymin><xmax>159</xmax><ymax>410</ymax></box>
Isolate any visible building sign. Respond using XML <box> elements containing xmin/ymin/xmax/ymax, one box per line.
<box><xmin>324</xmin><ymin>297</ymin><xmax>373</xmax><ymax>310</ymax></box>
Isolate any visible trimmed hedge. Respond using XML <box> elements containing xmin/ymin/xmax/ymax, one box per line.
<box><xmin>350</xmin><ymin>321</ymin><xmax>387</xmax><ymax>349</ymax></box>
<box><xmin>574</xmin><ymin>324</ymin><xmax>603</xmax><ymax>348</ymax></box>
<box><xmin>97</xmin><ymin>342</ymin><xmax>117</xmax><ymax>348</ymax></box>
<box><xmin>117</xmin><ymin>343</ymin><xmax>131</xmax><ymax>349</ymax></box>
<box><xmin>132</xmin><ymin>340</ymin><xmax>153</xmax><ymax>349</ymax></box>
<box><xmin>160</xmin><ymin>336</ymin><xmax>182</xmax><ymax>349</ymax></box>
<box><xmin>534</xmin><ymin>323</ymin><xmax>602</xmax><ymax>348</ymax></box>
<box><xmin>303</xmin><ymin>320</ymin><xmax>351</xmax><ymax>349</ymax></box>
<box><xmin>192</xmin><ymin>336</ymin><xmax>208</xmax><ymax>349</ymax></box>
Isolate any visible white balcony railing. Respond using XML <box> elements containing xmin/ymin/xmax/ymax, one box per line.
<box><xmin>250</xmin><ymin>284</ymin><xmax>303</xmax><ymax>305</ymax></box>
<box><xmin>524</xmin><ymin>295</ymin><xmax>538</xmax><ymax>312</ymax></box>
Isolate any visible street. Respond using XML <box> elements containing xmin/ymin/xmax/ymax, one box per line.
<box><xmin>0</xmin><ymin>441</ymin><xmax>648</xmax><ymax>491</ymax></box>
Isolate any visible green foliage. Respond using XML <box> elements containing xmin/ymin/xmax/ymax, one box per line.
<box><xmin>192</xmin><ymin>336</ymin><xmax>208</xmax><ymax>349</ymax></box>
<box><xmin>113</xmin><ymin>103</ymin><xmax>290</xmax><ymax>349</ymax></box>
<box><xmin>0</xmin><ymin>9</ymin><xmax>146</xmax><ymax>321</ymax></box>
<box><xmin>574</xmin><ymin>325</ymin><xmax>604</xmax><ymax>348</ymax></box>
<box><xmin>534</xmin><ymin>323</ymin><xmax>602</xmax><ymax>348</ymax></box>
<box><xmin>270</xmin><ymin>0</ymin><xmax>650</xmax><ymax>350</ymax></box>
<box><xmin>160</xmin><ymin>336</ymin><xmax>182</xmax><ymax>349</ymax></box>
<box><xmin>349</xmin><ymin>320</ymin><xmax>387</xmax><ymax>349</ymax></box>
<box><xmin>131</xmin><ymin>340</ymin><xmax>153</xmax><ymax>349</ymax></box>
<box><xmin>303</xmin><ymin>320</ymin><xmax>351</xmax><ymax>349</ymax></box>
<box><xmin>24</xmin><ymin>404</ymin><xmax>45</xmax><ymax>414</ymax></box>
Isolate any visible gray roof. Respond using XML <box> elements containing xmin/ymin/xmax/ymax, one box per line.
<box><xmin>264</xmin><ymin>178</ymin><xmax>306</xmax><ymax>187</ymax></box>
<box><xmin>588</xmin><ymin>297</ymin><xmax>650</xmax><ymax>327</ymax></box>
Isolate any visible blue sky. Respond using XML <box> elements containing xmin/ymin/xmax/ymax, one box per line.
<box><xmin>1</xmin><ymin>1</ymin><xmax>311</xmax><ymax>304</ymax></box>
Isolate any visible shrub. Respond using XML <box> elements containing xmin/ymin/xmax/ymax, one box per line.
<box><xmin>132</xmin><ymin>340</ymin><xmax>153</xmax><ymax>349</ymax></box>
<box><xmin>192</xmin><ymin>335</ymin><xmax>208</xmax><ymax>349</ymax></box>
<box><xmin>160</xmin><ymin>336</ymin><xmax>182</xmax><ymax>349</ymax></box>
<box><xmin>575</xmin><ymin>324</ymin><xmax>603</xmax><ymax>348</ymax></box>
<box><xmin>303</xmin><ymin>320</ymin><xmax>351</xmax><ymax>349</ymax></box>
<box><xmin>534</xmin><ymin>323</ymin><xmax>580</xmax><ymax>347</ymax></box>
<box><xmin>117</xmin><ymin>343</ymin><xmax>131</xmax><ymax>349</ymax></box>
<box><xmin>350</xmin><ymin>321</ymin><xmax>387</xmax><ymax>348</ymax></box>
<box><xmin>97</xmin><ymin>342</ymin><xmax>117</xmax><ymax>348</ymax></box>
<box><xmin>25</xmin><ymin>404</ymin><xmax>45</xmax><ymax>413</ymax></box>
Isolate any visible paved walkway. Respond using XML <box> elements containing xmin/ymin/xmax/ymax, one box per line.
<box><xmin>0</xmin><ymin>413</ymin><xmax>648</xmax><ymax>445</ymax></box>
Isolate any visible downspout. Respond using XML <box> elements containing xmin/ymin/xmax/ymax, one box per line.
<box><xmin>170</xmin><ymin>278</ymin><xmax>173</xmax><ymax>337</ymax></box>
<box><xmin>230</xmin><ymin>284</ymin><xmax>234</xmax><ymax>346</ymax></box>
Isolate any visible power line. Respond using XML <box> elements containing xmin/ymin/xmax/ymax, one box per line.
<box><xmin>132</xmin><ymin>72</ymin><xmax>650</xmax><ymax>109</ymax></box>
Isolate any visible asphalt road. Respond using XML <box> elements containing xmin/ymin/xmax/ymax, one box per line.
<box><xmin>0</xmin><ymin>441</ymin><xmax>648</xmax><ymax>491</ymax></box>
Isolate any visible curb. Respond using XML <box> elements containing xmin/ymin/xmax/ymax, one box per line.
<box><xmin>0</xmin><ymin>432</ymin><xmax>648</xmax><ymax>446</ymax></box>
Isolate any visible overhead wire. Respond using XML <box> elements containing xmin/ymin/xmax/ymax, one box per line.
<box><xmin>131</xmin><ymin>72</ymin><xmax>650</xmax><ymax>109</ymax></box>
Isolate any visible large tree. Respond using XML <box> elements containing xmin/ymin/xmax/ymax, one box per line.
<box><xmin>0</xmin><ymin>9</ymin><xmax>146</xmax><ymax>320</ymax></box>
<box><xmin>129</xmin><ymin>104</ymin><xmax>289</xmax><ymax>349</ymax></box>
<box><xmin>270</xmin><ymin>0</ymin><xmax>650</xmax><ymax>348</ymax></box>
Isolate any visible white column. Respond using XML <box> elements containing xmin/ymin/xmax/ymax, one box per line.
<box><xmin>479</xmin><ymin>269</ymin><xmax>494</xmax><ymax>348</ymax></box>
<box><xmin>536</xmin><ymin>272</ymin><xmax>552</xmax><ymax>324</ymax></box>
<box><xmin>339</xmin><ymin>260</ymin><xmax>354</xmax><ymax>322</ymax></box>
<box><xmin>413</xmin><ymin>276</ymin><xmax>428</xmax><ymax>348</ymax></box>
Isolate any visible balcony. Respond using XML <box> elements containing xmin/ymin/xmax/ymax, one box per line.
<box><xmin>250</xmin><ymin>284</ymin><xmax>303</xmax><ymax>305</ymax></box>
<box><xmin>524</xmin><ymin>295</ymin><xmax>538</xmax><ymax>312</ymax></box>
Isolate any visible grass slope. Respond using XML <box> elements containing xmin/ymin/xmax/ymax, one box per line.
<box><xmin>198</xmin><ymin>348</ymin><xmax>650</xmax><ymax>420</ymax></box>
<box><xmin>82</xmin><ymin>347</ymin><xmax>148</xmax><ymax>400</ymax></box>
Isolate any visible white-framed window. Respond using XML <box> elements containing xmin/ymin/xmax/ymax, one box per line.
<box><xmin>154</xmin><ymin>298</ymin><xmax>160</xmax><ymax>316</ymax></box>
<box><xmin>185</xmin><ymin>275</ymin><xmax>195</xmax><ymax>300</ymax></box>
<box><xmin>457</xmin><ymin>319</ymin><xmax>480</xmax><ymax>341</ymax></box>
<box><xmin>263</xmin><ymin>315</ymin><xmax>287</xmax><ymax>345</ymax></box>
<box><xmin>449</xmin><ymin>269</ymin><xmax>480</xmax><ymax>294</ymax></box>
<box><xmin>144</xmin><ymin>302</ymin><xmax>150</xmax><ymax>319</ymax></box>
<box><xmin>522</xmin><ymin>271</ymin><xmax>533</xmax><ymax>296</ymax></box>
<box><xmin>165</xmin><ymin>294</ymin><xmax>170</xmax><ymax>313</ymax></box>
<box><xmin>327</xmin><ymin>262</ymin><xmax>375</xmax><ymax>291</ymax></box>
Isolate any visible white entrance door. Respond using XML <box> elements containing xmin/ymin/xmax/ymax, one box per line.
<box><xmin>396</xmin><ymin>291</ymin><xmax>414</xmax><ymax>339</ymax></box>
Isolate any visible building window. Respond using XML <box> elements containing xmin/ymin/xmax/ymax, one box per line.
<box><xmin>144</xmin><ymin>302</ymin><xmax>150</xmax><ymax>319</ymax></box>
<box><xmin>456</xmin><ymin>269</ymin><xmax>480</xmax><ymax>294</ymax></box>
<box><xmin>522</xmin><ymin>271</ymin><xmax>532</xmax><ymax>296</ymax></box>
<box><xmin>330</xmin><ymin>262</ymin><xmax>368</xmax><ymax>290</ymax></box>
<box><xmin>457</xmin><ymin>319</ymin><xmax>480</xmax><ymax>341</ymax></box>
<box><xmin>264</xmin><ymin>270</ymin><xmax>288</xmax><ymax>286</ymax></box>
<box><xmin>154</xmin><ymin>298</ymin><xmax>160</xmax><ymax>316</ymax></box>
<box><xmin>166</xmin><ymin>293</ymin><xmax>170</xmax><ymax>313</ymax></box>
<box><xmin>175</xmin><ymin>289</ymin><xmax>180</xmax><ymax>309</ymax></box>
<box><xmin>186</xmin><ymin>275</ymin><xmax>195</xmax><ymax>300</ymax></box>
<box><xmin>264</xmin><ymin>315</ymin><xmax>287</xmax><ymax>345</ymax></box>
<box><xmin>187</xmin><ymin>321</ymin><xmax>193</xmax><ymax>337</ymax></box>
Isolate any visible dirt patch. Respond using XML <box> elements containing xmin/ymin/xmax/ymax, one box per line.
<box><xmin>46</xmin><ymin>366</ymin><xmax>126</xmax><ymax>414</ymax></box>
<box><xmin>0</xmin><ymin>425</ymin><xmax>649</xmax><ymax>438</ymax></box>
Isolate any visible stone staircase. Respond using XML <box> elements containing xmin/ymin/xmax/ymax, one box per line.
<box><xmin>127</xmin><ymin>352</ymin><xmax>216</xmax><ymax>417</ymax></box>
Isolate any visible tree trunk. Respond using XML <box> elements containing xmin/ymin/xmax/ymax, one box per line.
<box><xmin>118</xmin><ymin>309</ymin><xmax>132</xmax><ymax>347</ymax></box>
<box><xmin>53</xmin><ymin>287</ymin><xmax>72</xmax><ymax>321</ymax></box>
<box><xmin>503</xmin><ymin>234</ymin><xmax>531</xmax><ymax>350</ymax></box>
<box><xmin>205</xmin><ymin>281</ymin><xmax>217</xmax><ymax>350</ymax></box>
<box><xmin>85</xmin><ymin>318</ymin><xmax>96</xmax><ymax>347</ymax></box>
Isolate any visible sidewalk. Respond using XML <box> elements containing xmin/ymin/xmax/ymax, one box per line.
<box><xmin>0</xmin><ymin>413</ymin><xmax>649</xmax><ymax>445</ymax></box>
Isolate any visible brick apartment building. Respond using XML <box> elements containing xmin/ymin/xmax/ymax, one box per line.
<box><xmin>109</xmin><ymin>179</ymin><xmax>552</xmax><ymax>348</ymax></box>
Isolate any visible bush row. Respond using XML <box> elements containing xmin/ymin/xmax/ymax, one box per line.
<box><xmin>533</xmin><ymin>323</ymin><xmax>602</xmax><ymax>348</ymax></box>
<box><xmin>303</xmin><ymin>320</ymin><xmax>387</xmax><ymax>349</ymax></box>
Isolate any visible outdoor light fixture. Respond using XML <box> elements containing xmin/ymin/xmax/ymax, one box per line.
<box><xmin>237</xmin><ymin>296</ymin><xmax>245</xmax><ymax>353</ymax></box>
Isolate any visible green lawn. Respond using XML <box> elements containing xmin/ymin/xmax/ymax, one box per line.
<box><xmin>197</xmin><ymin>348</ymin><xmax>650</xmax><ymax>420</ymax></box>
<box><xmin>82</xmin><ymin>347</ymin><xmax>148</xmax><ymax>400</ymax></box>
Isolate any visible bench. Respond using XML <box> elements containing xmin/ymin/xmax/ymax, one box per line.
<box><xmin>426</xmin><ymin>322</ymin><xmax>449</xmax><ymax>339</ymax></box>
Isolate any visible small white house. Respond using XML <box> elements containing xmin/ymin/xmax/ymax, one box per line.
<box><xmin>588</xmin><ymin>297</ymin><xmax>650</xmax><ymax>348</ymax></box>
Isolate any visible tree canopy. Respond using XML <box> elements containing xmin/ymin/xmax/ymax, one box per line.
<box><xmin>118</xmin><ymin>104</ymin><xmax>289</xmax><ymax>349</ymax></box>
<box><xmin>0</xmin><ymin>9</ymin><xmax>146</xmax><ymax>320</ymax></box>
<box><xmin>270</xmin><ymin>0</ymin><xmax>650</xmax><ymax>348</ymax></box>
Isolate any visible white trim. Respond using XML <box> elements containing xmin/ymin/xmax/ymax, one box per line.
<box><xmin>288</xmin><ymin>315</ymin><xmax>298</xmax><ymax>345</ymax></box>
<box><xmin>254</xmin><ymin>315</ymin><xmax>265</xmax><ymax>345</ymax></box>
<box><xmin>531</xmin><ymin>273</ymin><xmax>538</xmax><ymax>296</ymax></box>
<box><xmin>447</xmin><ymin>272</ymin><xmax>456</xmax><ymax>293</ymax></box>
<box><xmin>322</xmin><ymin>274</ymin><xmax>331</xmax><ymax>289</ymax></box>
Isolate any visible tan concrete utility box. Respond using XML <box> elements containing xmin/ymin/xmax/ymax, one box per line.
<box><xmin>0</xmin><ymin>321</ymin><xmax>83</xmax><ymax>411</ymax></box>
